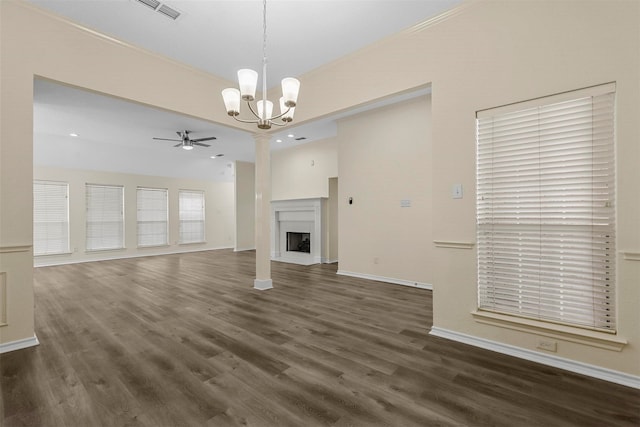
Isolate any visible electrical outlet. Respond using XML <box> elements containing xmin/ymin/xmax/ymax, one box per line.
<box><xmin>537</xmin><ymin>339</ymin><xmax>557</xmax><ymax>352</ymax></box>
<box><xmin>373</xmin><ymin>257</ymin><xmax>380</xmax><ymax>265</ymax></box>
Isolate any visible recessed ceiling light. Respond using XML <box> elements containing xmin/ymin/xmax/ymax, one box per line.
<box><xmin>69</xmin><ymin>133</ymin><xmax>78</xmax><ymax>137</ymax></box>
<box><xmin>287</xmin><ymin>134</ymin><xmax>295</xmax><ymax>138</ymax></box>
<box><xmin>276</xmin><ymin>139</ymin><xmax>282</xmax><ymax>143</ymax></box>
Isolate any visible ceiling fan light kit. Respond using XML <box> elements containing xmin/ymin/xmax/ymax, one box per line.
<box><xmin>152</xmin><ymin>130</ymin><xmax>216</xmax><ymax>150</ymax></box>
<box><xmin>221</xmin><ymin>0</ymin><xmax>300</xmax><ymax>130</ymax></box>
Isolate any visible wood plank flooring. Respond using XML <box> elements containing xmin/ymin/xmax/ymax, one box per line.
<box><xmin>1</xmin><ymin>249</ymin><xmax>638</xmax><ymax>426</ymax></box>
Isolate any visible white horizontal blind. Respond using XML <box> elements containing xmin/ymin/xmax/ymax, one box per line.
<box><xmin>179</xmin><ymin>190</ymin><xmax>205</xmax><ymax>244</ymax></box>
<box><xmin>33</xmin><ymin>181</ymin><xmax>69</xmax><ymax>256</ymax></box>
<box><xmin>86</xmin><ymin>184</ymin><xmax>124</xmax><ymax>251</ymax></box>
<box><xmin>137</xmin><ymin>187</ymin><xmax>168</xmax><ymax>247</ymax></box>
<box><xmin>477</xmin><ymin>85</ymin><xmax>616</xmax><ymax>332</ymax></box>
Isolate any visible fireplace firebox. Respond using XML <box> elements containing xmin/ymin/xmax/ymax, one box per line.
<box><xmin>286</xmin><ymin>232</ymin><xmax>311</xmax><ymax>253</ymax></box>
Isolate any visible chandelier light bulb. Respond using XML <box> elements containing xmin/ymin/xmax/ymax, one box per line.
<box><xmin>281</xmin><ymin>78</ymin><xmax>300</xmax><ymax>107</ymax></box>
<box><xmin>237</xmin><ymin>69</ymin><xmax>258</xmax><ymax>101</ymax></box>
<box><xmin>279</xmin><ymin>97</ymin><xmax>295</xmax><ymax>122</ymax></box>
<box><xmin>256</xmin><ymin>100</ymin><xmax>274</xmax><ymax>129</ymax></box>
<box><xmin>221</xmin><ymin>88</ymin><xmax>241</xmax><ymax>116</ymax></box>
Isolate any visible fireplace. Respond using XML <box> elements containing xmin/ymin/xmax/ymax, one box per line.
<box><xmin>287</xmin><ymin>232</ymin><xmax>311</xmax><ymax>253</ymax></box>
<box><xmin>271</xmin><ymin>198</ymin><xmax>327</xmax><ymax>265</ymax></box>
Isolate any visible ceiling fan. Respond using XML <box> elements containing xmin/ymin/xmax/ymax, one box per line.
<box><xmin>153</xmin><ymin>130</ymin><xmax>216</xmax><ymax>150</ymax></box>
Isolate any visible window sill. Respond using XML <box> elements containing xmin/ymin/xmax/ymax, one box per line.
<box><xmin>34</xmin><ymin>251</ymin><xmax>73</xmax><ymax>257</ymax></box>
<box><xmin>86</xmin><ymin>247</ymin><xmax>126</xmax><ymax>253</ymax></box>
<box><xmin>471</xmin><ymin>310</ymin><xmax>627</xmax><ymax>352</ymax></box>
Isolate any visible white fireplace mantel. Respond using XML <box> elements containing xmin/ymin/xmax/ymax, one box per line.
<box><xmin>271</xmin><ymin>198</ymin><xmax>327</xmax><ymax>265</ymax></box>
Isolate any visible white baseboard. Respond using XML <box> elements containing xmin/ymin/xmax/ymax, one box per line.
<box><xmin>429</xmin><ymin>326</ymin><xmax>640</xmax><ymax>389</ymax></box>
<box><xmin>337</xmin><ymin>270</ymin><xmax>432</xmax><ymax>290</ymax></box>
<box><xmin>234</xmin><ymin>247</ymin><xmax>255</xmax><ymax>252</ymax></box>
<box><xmin>34</xmin><ymin>246</ymin><xmax>234</xmax><ymax>267</ymax></box>
<box><xmin>272</xmin><ymin>256</ymin><xmax>318</xmax><ymax>266</ymax></box>
<box><xmin>324</xmin><ymin>258</ymin><xmax>339</xmax><ymax>264</ymax></box>
<box><xmin>254</xmin><ymin>279</ymin><xmax>273</xmax><ymax>290</ymax></box>
<box><xmin>0</xmin><ymin>335</ymin><xmax>40</xmax><ymax>354</ymax></box>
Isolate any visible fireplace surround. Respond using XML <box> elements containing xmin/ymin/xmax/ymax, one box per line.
<box><xmin>271</xmin><ymin>198</ymin><xmax>327</xmax><ymax>265</ymax></box>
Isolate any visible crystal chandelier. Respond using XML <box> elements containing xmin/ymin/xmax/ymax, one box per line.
<box><xmin>221</xmin><ymin>0</ymin><xmax>300</xmax><ymax>130</ymax></box>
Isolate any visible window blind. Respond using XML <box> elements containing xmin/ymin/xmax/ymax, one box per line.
<box><xmin>476</xmin><ymin>84</ymin><xmax>616</xmax><ymax>332</ymax></box>
<box><xmin>86</xmin><ymin>184</ymin><xmax>124</xmax><ymax>251</ymax></box>
<box><xmin>33</xmin><ymin>181</ymin><xmax>69</xmax><ymax>256</ymax></box>
<box><xmin>179</xmin><ymin>190</ymin><xmax>205</xmax><ymax>244</ymax></box>
<box><xmin>137</xmin><ymin>187</ymin><xmax>168</xmax><ymax>247</ymax></box>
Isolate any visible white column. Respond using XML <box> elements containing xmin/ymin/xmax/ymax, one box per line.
<box><xmin>253</xmin><ymin>133</ymin><xmax>273</xmax><ymax>290</ymax></box>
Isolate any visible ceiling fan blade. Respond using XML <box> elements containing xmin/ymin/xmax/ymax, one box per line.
<box><xmin>176</xmin><ymin>131</ymin><xmax>184</xmax><ymax>137</ymax></box>
<box><xmin>191</xmin><ymin>136</ymin><xmax>217</xmax><ymax>143</ymax></box>
<box><xmin>153</xmin><ymin>137</ymin><xmax>182</xmax><ymax>142</ymax></box>
<box><xmin>174</xmin><ymin>143</ymin><xmax>183</xmax><ymax>148</ymax></box>
<box><xmin>192</xmin><ymin>142</ymin><xmax>210</xmax><ymax>147</ymax></box>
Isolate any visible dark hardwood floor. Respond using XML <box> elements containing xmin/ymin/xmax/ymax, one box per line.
<box><xmin>1</xmin><ymin>249</ymin><xmax>638</xmax><ymax>426</ymax></box>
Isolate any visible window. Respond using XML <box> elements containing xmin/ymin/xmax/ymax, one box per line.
<box><xmin>86</xmin><ymin>184</ymin><xmax>124</xmax><ymax>251</ymax></box>
<box><xmin>476</xmin><ymin>83</ymin><xmax>616</xmax><ymax>332</ymax></box>
<box><xmin>137</xmin><ymin>187</ymin><xmax>168</xmax><ymax>247</ymax></box>
<box><xmin>179</xmin><ymin>190</ymin><xmax>205</xmax><ymax>244</ymax></box>
<box><xmin>33</xmin><ymin>181</ymin><xmax>69</xmax><ymax>256</ymax></box>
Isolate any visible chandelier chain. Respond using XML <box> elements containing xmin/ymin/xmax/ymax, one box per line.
<box><xmin>263</xmin><ymin>0</ymin><xmax>267</xmax><ymax>66</ymax></box>
<box><xmin>261</xmin><ymin>0</ymin><xmax>268</xmax><ymax>115</ymax></box>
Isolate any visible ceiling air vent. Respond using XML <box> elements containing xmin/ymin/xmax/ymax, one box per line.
<box><xmin>136</xmin><ymin>0</ymin><xmax>160</xmax><ymax>11</ymax></box>
<box><xmin>157</xmin><ymin>4</ymin><xmax>181</xmax><ymax>20</ymax></box>
<box><xmin>295</xmin><ymin>137</ymin><xmax>307</xmax><ymax>141</ymax></box>
<box><xmin>134</xmin><ymin>0</ymin><xmax>181</xmax><ymax>20</ymax></box>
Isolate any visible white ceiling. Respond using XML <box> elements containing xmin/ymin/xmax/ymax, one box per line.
<box><xmin>29</xmin><ymin>0</ymin><xmax>461</xmax><ymax>181</ymax></box>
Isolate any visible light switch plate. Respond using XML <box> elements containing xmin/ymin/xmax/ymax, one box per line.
<box><xmin>452</xmin><ymin>184</ymin><xmax>463</xmax><ymax>199</ymax></box>
<box><xmin>400</xmin><ymin>199</ymin><xmax>411</xmax><ymax>207</ymax></box>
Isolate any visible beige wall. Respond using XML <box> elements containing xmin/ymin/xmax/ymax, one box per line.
<box><xmin>337</xmin><ymin>96</ymin><xmax>433</xmax><ymax>285</ymax></box>
<box><xmin>0</xmin><ymin>0</ymin><xmax>239</xmax><ymax>346</ymax></box>
<box><xmin>234</xmin><ymin>161</ymin><xmax>255</xmax><ymax>251</ymax></box>
<box><xmin>302</xmin><ymin>0</ymin><xmax>639</xmax><ymax>376</ymax></box>
<box><xmin>33</xmin><ymin>167</ymin><xmax>234</xmax><ymax>266</ymax></box>
<box><xmin>1</xmin><ymin>0</ymin><xmax>639</xmax><ymax>379</ymax></box>
<box><xmin>426</xmin><ymin>0</ymin><xmax>639</xmax><ymax>377</ymax></box>
<box><xmin>271</xmin><ymin>138</ymin><xmax>338</xmax><ymax>201</ymax></box>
